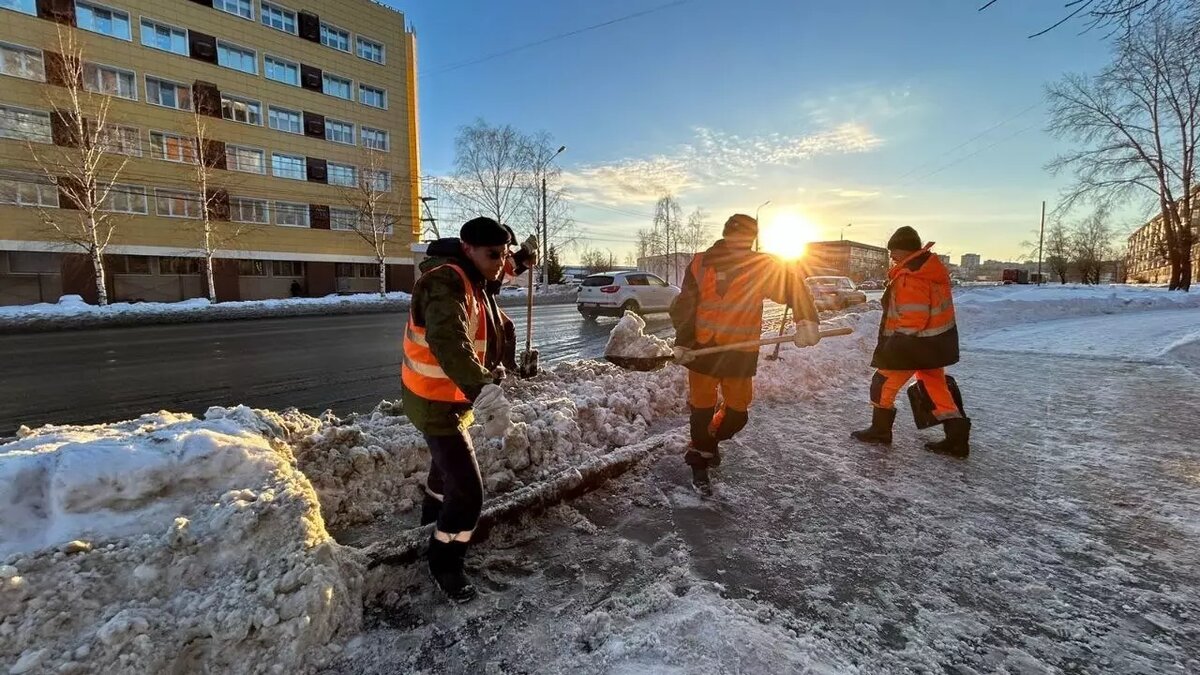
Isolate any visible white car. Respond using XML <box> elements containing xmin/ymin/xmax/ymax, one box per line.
<box><xmin>576</xmin><ymin>271</ymin><xmax>680</xmax><ymax>320</ymax></box>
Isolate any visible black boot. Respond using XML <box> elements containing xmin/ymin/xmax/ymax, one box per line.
<box><xmin>925</xmin><ymin>417</ymin><xmax>971</xmax><ymax>458</ymax></box>
<box><xmin>691</xmin><ymin>465</ymin><xmax>712</xmax><ymax>495</ymax></box>
<box><xmin>850</xmin><ymin>407</ymin><xmax>896</xmax><ymax>445</ymax></box>
<box><xmin>427</xmin><ymin>537</ymin><xmax>477</xmax><ymax>603</ymax></box>
<box><xmin>419</xmin><ymin>494</ymin><xmax>442</xmax><ymax>526</ymax></box>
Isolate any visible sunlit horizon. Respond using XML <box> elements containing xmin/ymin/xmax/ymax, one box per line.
<box><xmin>757</xmin><ymin>210</ymin><xmax>821</xmax><ymax>260</ymax></box>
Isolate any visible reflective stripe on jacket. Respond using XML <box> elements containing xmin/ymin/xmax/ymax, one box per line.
<box><xmin>402</xmin><ymin>263</ymin><xmax>488</xmax><ymax>403</ymax></box>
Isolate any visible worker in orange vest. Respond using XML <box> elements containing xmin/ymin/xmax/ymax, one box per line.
<box><xmin>401</xmin><ymin>216</ymin><xmax>537</xmax><ymax>603</ymax></box>
<box><xmin>851</xmin><ymin>226</ymin><xmax>971</xmax><ymax>457</ymax></box>
<box><xmin>670</xmin><ymin>214</ymin><xmax>821</xmax><ymax>492</ymax></box>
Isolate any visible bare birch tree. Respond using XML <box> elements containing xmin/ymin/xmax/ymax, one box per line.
<box><xmin>683</xmin><ymin>207</ymin><xmax>711</xmax><ymax>253</ymax></box>
<box><xmin>1046</xmin><ymin>10</ymin><xmax>1200</xmax><ymax>290</ymax></box>
<box><xmin>652</xmin><ymin>194</ymin><xmax>684</xmax><ymax>284</ymax></box>
<box><xmin>1071</xmin><ymin>210</ymin><xmax>1117</xmax><ymax>284</ymax></box>
<box><xmin>1045</xmin><ymin>221</ymin><xmax>1075</xmax><ymax>283</ymax></box>
<box><xmin>451</xmin><ymin>119</ymin><xmax>533</xmax><ymax>227</ymax></box>
<box><xmin>28</xmin><ymin>28</ymin><xmax>132</xmax><ymax>306</ymax></box>
<box><xmin>337</xmin><ymin>149</ymin><xmax>401</xmax><ymax>296</ymax></box>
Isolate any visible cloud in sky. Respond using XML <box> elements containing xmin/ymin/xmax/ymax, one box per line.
<box><xmin>562</xmin><ymin>122</ymin><xmax>883</xmax><ymax>206</ymax></box>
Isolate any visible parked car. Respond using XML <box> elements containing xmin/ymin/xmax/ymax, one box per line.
<box><xmin>498</xmin><ymin>285</ymin><xmax>526</xmax><ymax>297</ymax></box>
<box><xmin>857</xmin><ymin>279</ymin><xmax>885</xmax><ymax>290</ymax></box>
<box><xmin>576</xmin><ymin>271</ymin><xmax>680</xmax><ymax>320</ymax></box>
<box><xmin>805</xmin><ymin>276</ymin><xmax>868</xmax><ymax>310</ymax></box>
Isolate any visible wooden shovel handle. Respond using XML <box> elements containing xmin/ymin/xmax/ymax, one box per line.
<box><xmin>686</xmin><ymin>326</ymin><xmax>855</xmax><ymax>357</ymax></box>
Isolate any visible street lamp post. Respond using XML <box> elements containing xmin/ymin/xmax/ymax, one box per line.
<box><xmin>540</xmin><ymin>145</ymin><xmax>566</xmax><ymax>292</ymax></box>
<box><xmin>841</xmin><ymin>223</ymin><xmax>852</xmax><ymax>241</ymax></box>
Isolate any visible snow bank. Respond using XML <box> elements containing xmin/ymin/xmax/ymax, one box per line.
<box><xmin>953</xmin><ymin>284</ymin><xmax>1200</xmax><ymax>334</ymax></box>
<box><xmin>604</xmin><ymin>311</ymin><xmax>673</xmax><ymax>358</ymax></box>
<box><xmin>0</xmin><ymin>411</ymin><xmax>362</xmax><ymax>675</ymax></box>
<box><xmin>0</xmin><ymin>292</ymin><xmax>414</xmax><ymax>321</ymax></box>
<box><xmin>290</xmin><ymin>361</ymin><xmax>688</xmax><ymax>533</ymax></box>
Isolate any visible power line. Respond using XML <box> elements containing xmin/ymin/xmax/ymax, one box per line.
<box><xmin>421</xmin><ymin>0</ymin><xmax>692</xmax><ymax>78</ymax></box>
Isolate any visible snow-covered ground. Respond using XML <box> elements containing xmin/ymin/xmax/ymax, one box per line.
<box><xmin>2</xmin><ymin>284</ymin><xmax>1199</xmax><ymax>673</ymax></box>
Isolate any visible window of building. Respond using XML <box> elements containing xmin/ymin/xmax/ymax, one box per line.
<box><xmin>364</xmin><ymin>169</ymin><xmax>391</xmax><ymax>192</ymax></box>
<box><xmin>325</xmin><ymin>119</ymin><xmax>354</xmax><ymax>145</ymax></box>
<box><xmin>334</xmin><ymin>262</ymin><xmax>354</xmax><ymax>276</ymax></box>
<box><xmin>274</xmin><ymin>201</ymin><xmax>308</xmax><ymax>226</ymax></box>
<box><xmin>139</xmin><ymin>18</ymin><xmax>187</xmax><ymax>56</ymax></box>
<box><xmin>109</xmin><ymin>255</ymin><xmax>152</xmax><ymax>274</ymax></box>
<box><xmin>149</xmin><ymin>131</ymin><xmax>196</xmax><ymax>163</ymax></box>
<box><xmin>230</xmin><ymin>196</ymin><xmax>269</xmax><ymax>223</ymax></box>
<box><xmin>320</xmin><ymin>23</ymin><xmax>350</xmax><ymax>51</ymax></box>
<box><xmin>146</xmin><ymin>76</ymin><xmax>191</xmax><ymax>110</ymax></box>
<box><xmin>84</xmin><ymin>63</ymin><xmax>136</xmax><ymax>100</ymax></box>
<box><xmin>272</xmin><ymin>260</ymin><xmax>304</xmax><ymax>276</ymax></box>
<box><xmin>330</xmin><ymin>207</ymin><xmax>357</xmax><ymax>231</ymax></box>
<box><xmin>221</xmin><ymin>93</ymin><xmax>261</xmax><ymax>125</ymax></box>
<box><xmin>361</xmin><ymin>127</ymin><xmax>388</xmax><ymax>151</ymax></box>
<box><xmin>226</xmin><ymin>145</ymin><xmax>265</xmax><ymax>174</ymax></box>
<box><xmin>1</xmin><ymin>0</ymin><xmax>37</xmax><ymax>16</ymax></box>
<box><xmin>260</xmin><ymin>1</ymin><xmax>295</xmax><ymax>34</ymax></box>
<box><xmin>265</xmin><ymin>55</ymin><xmax>300</xmax><ymax>85</ymax></box>
<box><xmin>213</xmin><ymin>0</ymin><xmax>252</xmax><ymax>20</ymax></box>
<box><xmin>97</xmin><ymin>124</ymin><xmax>141</xmax><ymax>156</ymax></box>
<box><xmin>0</xmin><ymin>172</ymin><xmax>58</xmax><ymax>207</ymax></box>
<box><xmin>155</xmin><ymin>189</ymin><xmax>201</xmax><ymax>218</ymax></box>
<box><xmin>327</xmin><ymin>162</ymin><xmax>356</xmax><ymax>187</ymax></box>
<box><xmin>267</xmin><ymin>106</ymin><xmax>301</xmax><ymax>134</ymax></box>
<box><xmin>359</xmin><ymin>84</ymin><xmax>386</xmax><ymax>109</ymax></box>
<box><xmin>356</xmin><ymin>36</ymin><xmax>384</xmax><ymax>64</ymax></box>
<box><xmin>264</xmin><ymin>56</ymin><xmax>299</xmax><ymax>86</ymax></box>
<box><xmin>75</xmin><ymin>1</ymin><xmax>131</xmax><ymax>40</ymax></box>
<box><xmin>322</xmin><ymin>73</ymin><xmax>352</xmax><ymax>100</ymax></box>
<box><xmin>216</xmin><ymin>41</ymin><xmax>257</xmax><ymax>75</ymax></box>
<box><xmin>7</xmin><ymin>252</ymin><xmax>62</xmax><ymax>274</ymax></box>
<box><xmin>358</xmin><ymin>263</ymin><xmax>380</xmax><ymax>278</ymax></box>
<box><xmin>0</xmin><ymin>105</ymin><xmax>50</xmax><ymax>143</ymax></box>
<box><xmin>271</xmin><ymin>153</ymin><xmax>305</xmax><ymax>180</ymax></box>
<box><xmin>0</xmin><ymin>42</ymin><xmax>44</xmax><ymax>81</ymax></box>
<box><xmin>101</xmin><ymin>184</ymin><xmax>147</xmax><ymax>214</ymax></box>
<box><xmin>159</xmin><ymin>256</ymin><xmax>201</xmax><ymax>274</ymax></box>
<box><xmin>237</xmin><ymin>259</ymin><xmax>266</xmax><ymax>276</ymax></box>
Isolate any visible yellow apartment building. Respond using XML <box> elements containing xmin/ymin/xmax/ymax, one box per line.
<box><xmin>0</xmin><ymin>0</ymin><xmax>420</xmax><ymax>304</ymax></box>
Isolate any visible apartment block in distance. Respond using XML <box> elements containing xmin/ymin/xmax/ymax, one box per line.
<box><xmin>0</xmin><ymin>0</ymin><xmax>420</xmax><ymax>305</ymax></box>
<box><xmin>804</xmin><ymin>240</ymin><xmax>889</xmax><ymax>282</ymax></box>
<box><xmin>1126</xmin><ymin>211</ymin><xmax>1200</xmax><ymax>284</ymax></box>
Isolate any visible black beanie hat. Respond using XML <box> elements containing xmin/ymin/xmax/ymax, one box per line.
<box><xmin>887</xmin><ymin>226</ymin><xmax>922</xmax><ymax>251</ymax></box>
<box><xmin>502</xmin><ymin>223</ymin><xmax>518</xmax><ymax>246</ymax></box>
<box><xmin>460</xmin><ymin>217</ymin><xmax>510</xmax><ymax>246</ymax></box>
<box><xmin>723</xmin><ymin>213</ymin><xmax>758</xmax><ymax>237</ymax></box>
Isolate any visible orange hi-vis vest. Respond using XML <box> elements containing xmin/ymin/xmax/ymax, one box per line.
<box><xmin>690</xmin><ymin>253</ymin><xmax>766</xmax><ymax>352</ymax></box>
<box><xmin>401</xmin><ymin>263</ymin><xmax>488</xmax><ymax>403</ymax></box>
<box><xmin>882</xmin><ymin>244</ymin><xmax>957</xmax><ymax>339</ymax></box>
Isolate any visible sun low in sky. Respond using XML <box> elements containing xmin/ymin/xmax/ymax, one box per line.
<box><xmin>757</xmin><ymin>210</ymin><xmax>821</xmax><ymax>260</ymax></box>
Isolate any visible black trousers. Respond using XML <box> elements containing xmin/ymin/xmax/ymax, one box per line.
<box><xmin>424</xmin><ymin>430</ymin><xmax>484</xmax><ymax>537</ymax></box>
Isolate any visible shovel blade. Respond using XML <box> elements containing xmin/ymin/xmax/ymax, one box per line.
<box><xmin>605</xmin><ymin>354</ymin><xmax>674</xmax><ymax>371</ymax></box>
<box><xmin>518</xmin><ymin>349</ymin><xmax>540</xmax><ymax>378</ymax></box>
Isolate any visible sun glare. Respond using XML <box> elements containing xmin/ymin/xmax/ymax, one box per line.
<box><xmin>758</xmin><ymin>210</ymin><xmax>820</xmax><ymax>260</ymax></box>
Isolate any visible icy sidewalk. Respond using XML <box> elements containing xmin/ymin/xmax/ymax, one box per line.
<box><xmin>328</xmin><ymin>311</ymin><xmax>1200</xmax><ymax>674</ymax></box>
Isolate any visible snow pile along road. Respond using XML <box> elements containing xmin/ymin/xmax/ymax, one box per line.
<box><xmin>604</xmin><ymin>311</ymin><xmax>674</xmax><ymax>358</ymax></box>
<box><xmin>953</xmin><ymin>283</ymin><xmax>1200</xmax><ymax>333</ymax></box>
<box><xmin>0</xmin><ymin>410</ymin><xmax>362</xmax><ymax>675</ymax></box>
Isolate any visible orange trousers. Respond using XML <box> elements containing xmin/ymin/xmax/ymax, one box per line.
<box><xmin>688</xmin><ymin>371</ymin><xmax>754</xmax><ymax>411</ymax></box>
<box><xmin>871</xmin><ymin>368</ymin><xmax>962</xmax><ymax>420</ymax></box>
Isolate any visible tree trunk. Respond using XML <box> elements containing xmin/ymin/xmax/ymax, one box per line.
<box><xmin>378</xmin><ymin>256</ymin><xmax>387</xmax><ymax>297</ymax></box>
<box><xmin>205</xmin><ymin>254</ymin><xmax>217</xmax><ymax>302</ymax></box>
<box><xmin>91</xmin><ymin>247</ymin><xmax>108</xmax><ymax>307</ymax></box>
<box><xmin>1180</xmin><ymin>254</ymin><xmax>1193</xmax><ymax>291</ymax></box>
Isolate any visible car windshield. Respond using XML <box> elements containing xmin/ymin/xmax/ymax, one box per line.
<box><xmin>581</xmin><ymin>276</ymin><xmax>614</xmax><ymax>287</ymax></box>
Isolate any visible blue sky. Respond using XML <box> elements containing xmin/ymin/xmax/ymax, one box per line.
<box><xmin>391</xmin><ymin>0</ymin><xmax>1117</xmax><ymax>263</ymax></box>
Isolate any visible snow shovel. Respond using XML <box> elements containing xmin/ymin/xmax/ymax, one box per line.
<box><xmin>765</xmin><ymin>307</ymin><xmax>790</xmax><ymax>361</ymax></box>
<box><xmin>517</xmin><ymin>253</ymin><xmax>539</xmax><ymax>378</ymax></box>
<box><xmin>606</xmin><ymin>326</ymin><xmax>855</xmax><ymax>372</ymax></box>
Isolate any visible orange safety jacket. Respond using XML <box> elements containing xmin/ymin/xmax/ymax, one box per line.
<box><xmin>401</xmin><ymin>263</ymin><xmax>488</xmax><ymax>403</ymax></box>
<box><xmin>690</xmin><ymin>253</ymin><xmax>768</xmax><ymax>352</ymax></box>
<box><xmin>872</xmin><ymin>243</ymin><xmax>960</xmax><ymax>371</ymax></box>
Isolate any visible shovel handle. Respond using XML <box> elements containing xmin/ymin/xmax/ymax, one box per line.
<box><xmin>685</xmin><ymin>326</ymin><xmax>854</xmax><ymax>357</ymax></box>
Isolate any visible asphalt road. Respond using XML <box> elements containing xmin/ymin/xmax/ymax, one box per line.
<box><xmin>0</xmin><ymin>304</ymin><xmax>685</xmax><ymax>435</ymax></box>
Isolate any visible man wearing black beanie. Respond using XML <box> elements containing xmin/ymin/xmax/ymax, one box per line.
<box><xmin>851</xmin><ymin>226</ymin><xmax>971</xmax><ymax>458</ymax></box>
<box><xmin>400</xmin><ymin>216</ymin><xmax>538</xmax><ymax>602</ymax></box>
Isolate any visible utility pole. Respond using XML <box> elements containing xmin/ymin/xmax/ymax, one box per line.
<box><xmin>539</xmin><ymin>145</ymin><xmax>566</xmax><ymax>291</ymax></box>
<box><xmin>1037</xmin><ymin>200</ymin><xmax>1046</xmax><ymax>286</ymax></box>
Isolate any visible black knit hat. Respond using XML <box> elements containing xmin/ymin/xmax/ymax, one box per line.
<box><xmin>887</xmin><ymin>226</ymin><xmax>922</xmax><ymax>251</ymax></box>
<box><xmin>460</xmin><ymin>217</ymin><xmax>510</xmax><ymax>246</ymax></box>
<box><xmin>723</xmin><ymin>213</ymin><xmax>758</xmax><ymax>237</ymax></box>
<box><xmin>502</xmin><ymin>223</ymin><xmax>518</xmax><ymax>246</ymax></box>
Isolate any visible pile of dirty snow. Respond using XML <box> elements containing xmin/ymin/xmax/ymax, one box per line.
<box><xmin>604</xmin><ymin>311</ymin><xmax>674</xmax><ymax>358</ymax></box>
<box><xmin>290</xmin><ymin>360</ymin><xmax>687</xmax><ymax>533</ymax></box>
<box><xmin>0</xmin><ymin>410</ymin><xmax>362</xmax><ymax>675</ymax></box>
